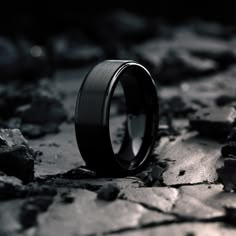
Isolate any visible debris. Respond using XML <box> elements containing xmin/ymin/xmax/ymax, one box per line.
<box><xmin>189</xmin><ymin>106</ymin><xmax>236</xmax><ymax>139</ymax></box>
<box><xmin>0</xmin><ymin>175</ymin><xmax>57</xmax><ymax>199</ymax></box>
<box><xmin>97</xmin><ymin>183</ymin><xmax>120</xmax><ymax>201</ymax></box>
<box><xmin>0</xmin><ymin>129</ymin><xmax>34</xmax><ymax>182</ymax></box>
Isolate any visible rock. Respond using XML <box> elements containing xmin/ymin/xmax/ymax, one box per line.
<box><xmin>155</xmin><ymin>132</ymin><xmax>220</xmax><ymax>186</ymax></box>
<box><xmin>0</xmin><ymin>175</ymin><xmax>56</xmax><ymax>199</ymax></box>
<box><xmin>217</xmin><ymin>158</ymin><xmax>236</xmax><ymax>192</ymax></box>
<box><xmin>0</xmin><ymin>79</ymin><xmax>62</xmax><ymax>128</ymax></box>
<box><xmin>59</xmin><ymin>166</ymin><xmax>96</xmax><ymax>179</ymax></box>
<box><xmin>17</xmin><ymin>94</ymin><xmax>67</xmax><ymax>125</ymax></box>
<box><xmin>189</xmin><ymin>106</ymin><xmax>236</xmax><ymax>139</ymax></box>
<box><xmin>0</xmin><ymin>129</ymin><xmax>34</xmax><ymax>182</ymax></box>
<box><xmin>160</xmin><ymin>95</ymin><xmax>204</xmax><ymax>119</ymax></box>
<box><xmin>0</xmin><ymin>145</ymin><xmax>34</xmax><ymax>183</ymax></box>
<box><xmin>0</xmin><ymin>175</ymin><xmax>26</xmax><ymax>199</ymax></box>
<box><xmin>97</xmin><ymin>183</ymin><xmax>120</xmax><ymax>201</ymax></box>
<box><xmin>0</xmin><ymin>128</ymin><xmax>28</xmax><ymax>147</ymax></box>
<box><xmin>221</xmin><ymin>142</ymin><xmax>236</xmax><ymax>158</ymax></box>
<box><xmin>15</xmin><ymin>93</ymin><xmax>67</xmax><ymax>138</ymax></box>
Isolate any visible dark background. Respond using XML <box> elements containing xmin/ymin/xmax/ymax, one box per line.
<box><xmin>1</xmin><ymin>2</ymin><xmax>236</xmax><ymax>37</ymax></box>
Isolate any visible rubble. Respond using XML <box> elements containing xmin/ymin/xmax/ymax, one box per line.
<box><xmin>0</xmin><ymin>174</ymin><xmax>57</xmax><ymax>199</ymax></box>
<box><xmin>0</xmin><ymin>129</ymin><xmax>34</xmax><ymax>182</ymax></box>
<box><xmin>189</xmin><ymin>106</ymin><xmax>236</xmax><ymax>139</ymax></box>
<box><xmin>97</xmin><ymin>183</ymin><xmax>120</xmax><ymax>201</ymax></box>
<box><xmin>0</xmin><ymin>18</ymin><xmax>236</xmax><ymax>236</ymax></box>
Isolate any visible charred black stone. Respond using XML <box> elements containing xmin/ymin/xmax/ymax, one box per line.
<box><xmin>97</xmin><ymin>183</ymin><xmax>120</xmax><ymax>201</ymax></box>
<box><xmin>189</xmin><ymin>106</ymin><xmax>236</xmax><ymax>139</ymax></box>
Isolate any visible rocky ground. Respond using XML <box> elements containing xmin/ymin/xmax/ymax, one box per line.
<box><xmin>1</xmin><ymin>10</ymin><xmax>236</xmax><ymax>236</ymax></box>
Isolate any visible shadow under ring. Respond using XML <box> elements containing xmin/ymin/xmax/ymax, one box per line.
<box><xmin>75</xmin><ymin>60</ymin><xmax>159</xmax><ymax>176</ymax></box>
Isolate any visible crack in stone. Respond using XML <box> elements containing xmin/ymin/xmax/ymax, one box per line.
<box><xmin>101</xmin><ymin>216</ymin><xmax>226</xmax><ymax>236</ymax></box>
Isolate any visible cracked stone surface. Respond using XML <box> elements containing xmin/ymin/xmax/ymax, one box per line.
<box><xmin>1</xmin><ymin>17</ymin><xmax>236</xmax><ymax>236</ymax></box>
<box><xmin>155</xmin><ymin>132</ymin><xmax>221</xmax><ymax>185</ymax></box>
<box><xmin>121</xmin><ymin>187</ymin><xmax>179</xmax><ymax>212</ymax></box>
<box><xmin>35</xmin><ymin>189</ymin><xmax>175</xmax><ymax>236</ymax></box>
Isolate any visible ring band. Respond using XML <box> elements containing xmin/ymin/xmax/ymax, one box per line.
<box><xmin>75</xmin><ymin>60</ymin><xmax>159</xmax><ymax>175</ymax></box>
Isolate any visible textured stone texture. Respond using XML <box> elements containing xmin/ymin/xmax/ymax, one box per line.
<box><xmin>35</xmin><ymin>189</ymin><xmax>175</xmax><ymax>236</ymax></box>
<box><xmin>155</xmin><ymin>132</ymin><xmax>221</xmax><ymax>185</ymax></box>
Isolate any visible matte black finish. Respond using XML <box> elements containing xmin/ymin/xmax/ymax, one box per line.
<box><xmin>75</xmin><ymin>60</ymin><xmax>159</xmax><ymax>176</ymax></box>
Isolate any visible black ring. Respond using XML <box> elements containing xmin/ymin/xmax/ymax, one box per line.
<box><xmin>75</xmin><ymin>60</ymin><xmax>159</xmax><ymax>176</ymax></box>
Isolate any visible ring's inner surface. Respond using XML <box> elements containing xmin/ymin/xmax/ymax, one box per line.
<box><xmin>109</xmin><ymin>66</ymin><xmax>148</xmax><ymax>168</ymax></box>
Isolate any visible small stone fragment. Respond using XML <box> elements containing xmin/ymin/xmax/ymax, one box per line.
<box><xmin>189</xmin><ymin>106</ymin><xmax>236</xmax><ymax>138</ymax></box>
<box><xmin>97</xmin><ymin>183</ymin><xmax>120</xmax><ymax>201</ymax></box>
